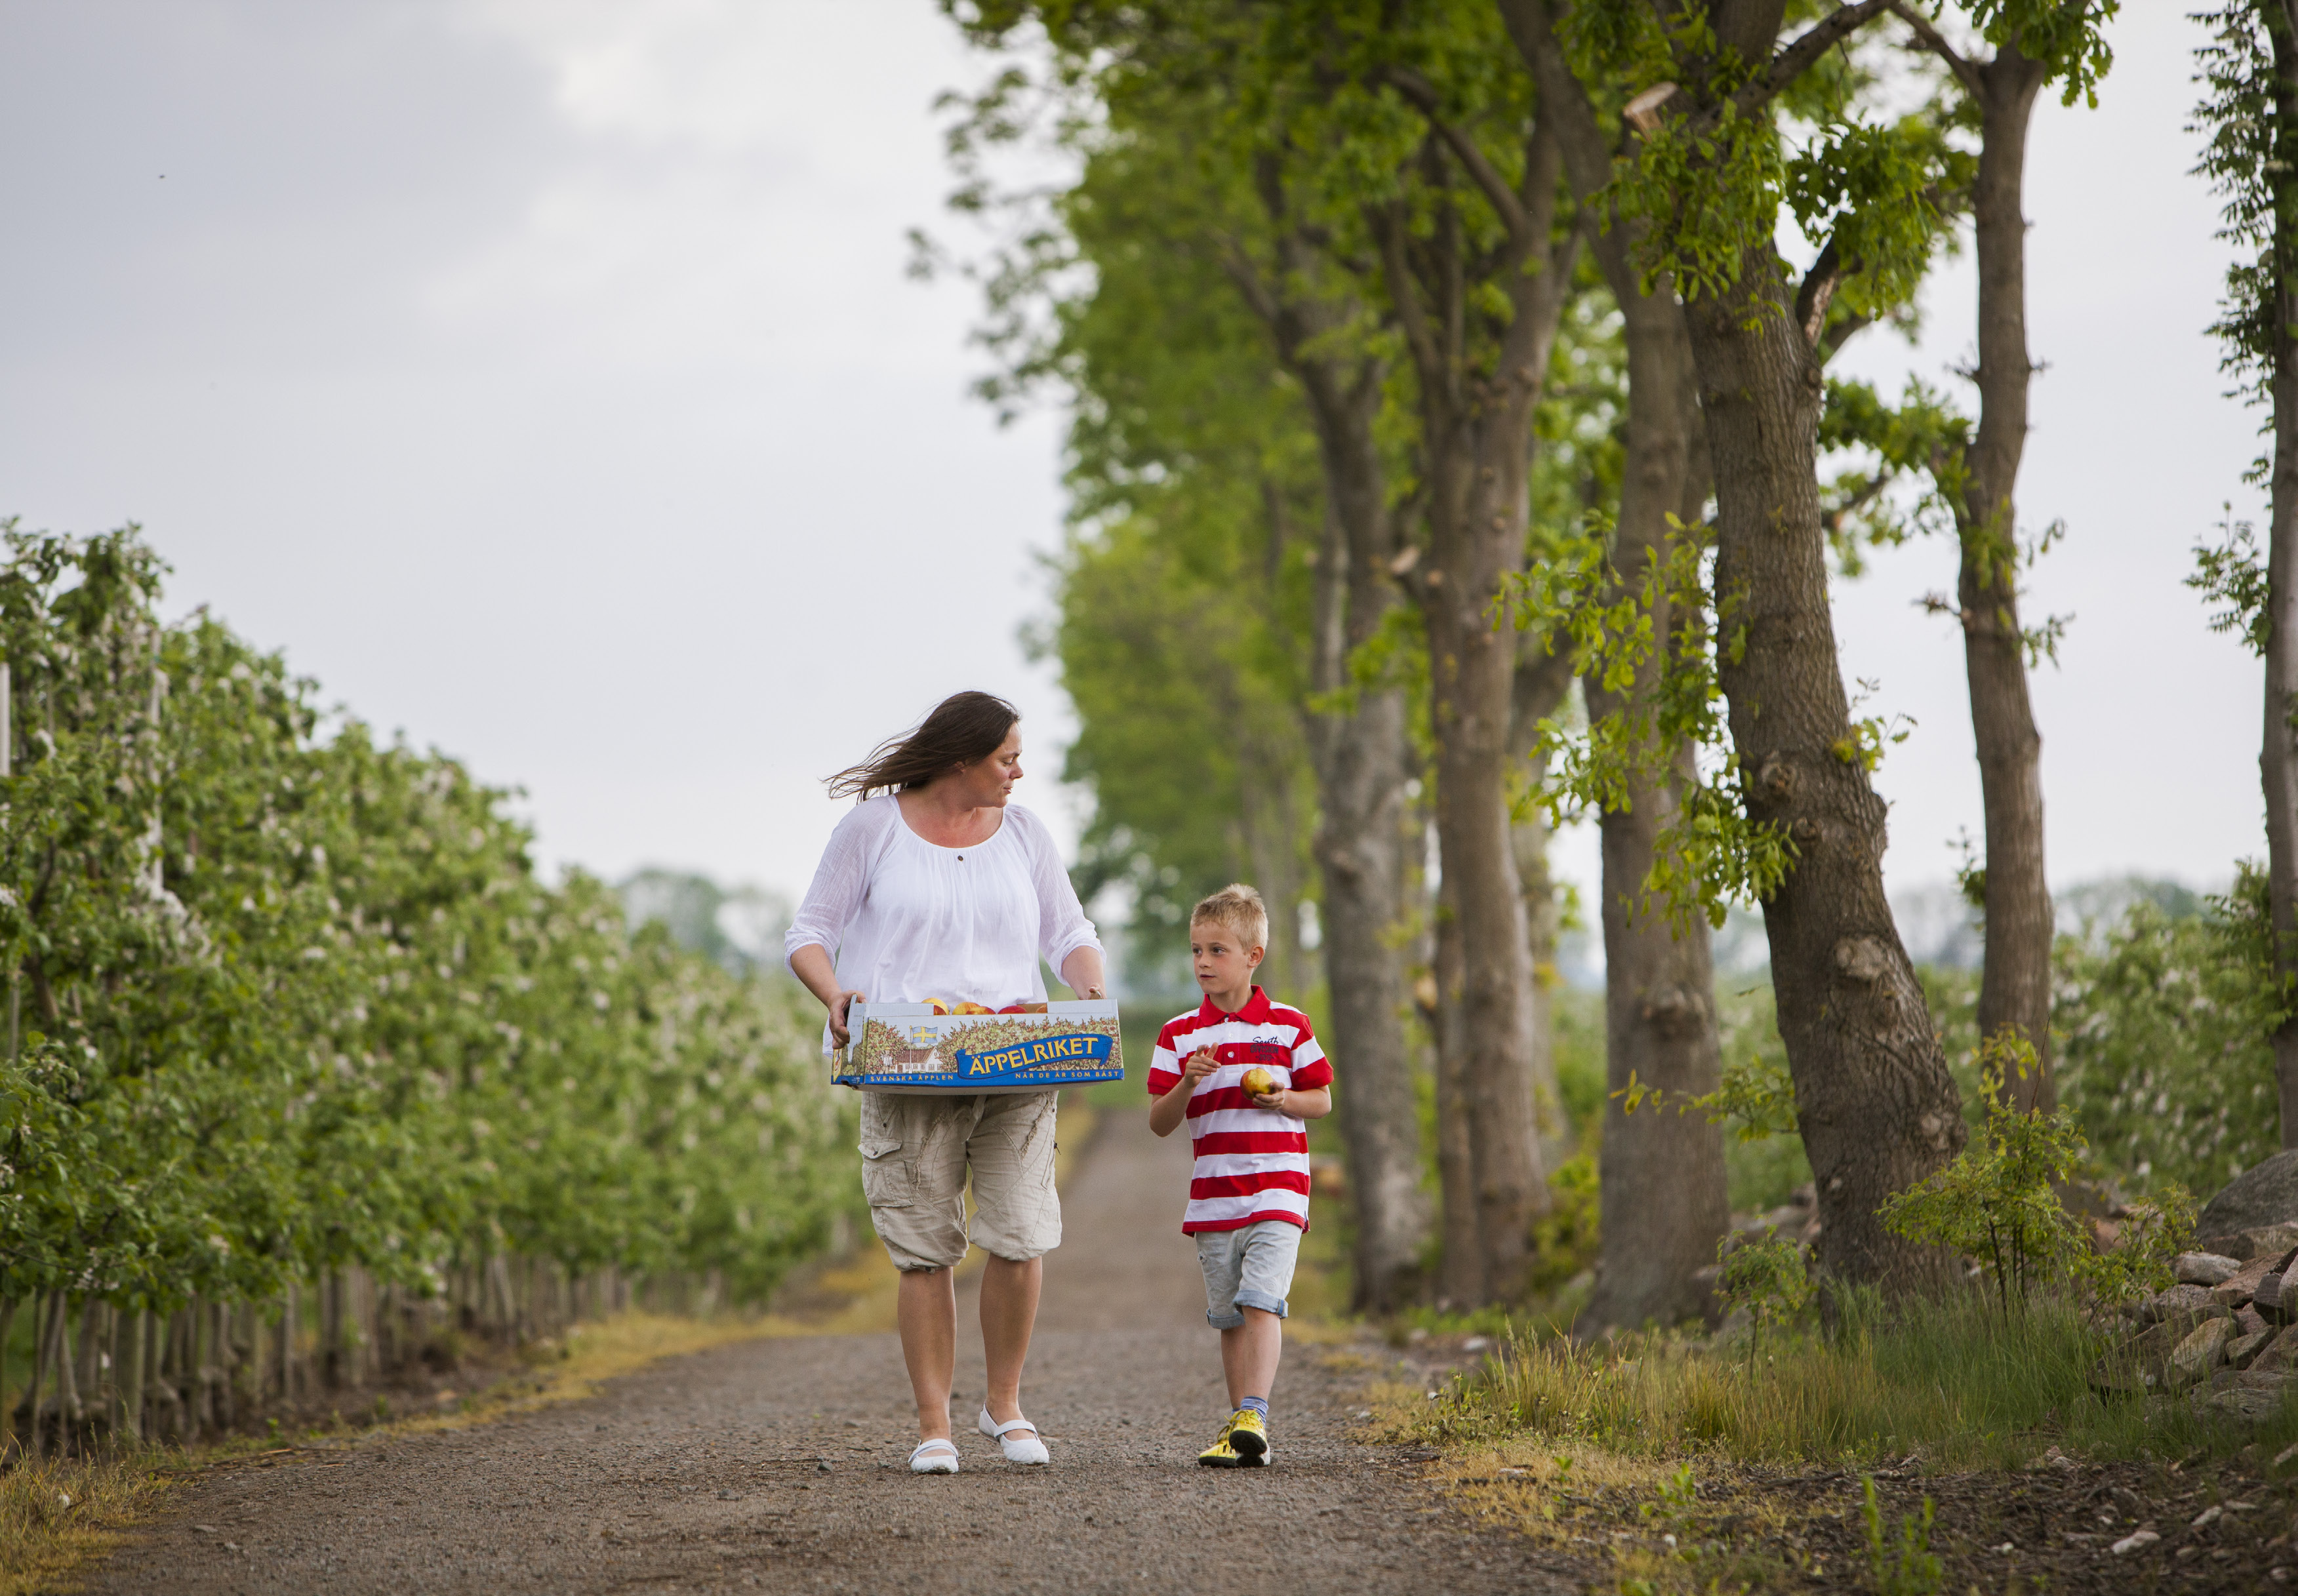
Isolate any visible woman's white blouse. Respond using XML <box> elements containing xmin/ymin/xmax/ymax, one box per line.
<box><xmin>782</xmin><ymin>796</ymin><xmax>1101</xmax><ymax>1040</ymax></box>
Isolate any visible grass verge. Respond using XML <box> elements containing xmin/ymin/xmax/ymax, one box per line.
<box><xmin>1367</xmin><ymin>1291</ymin><xmax>2298</xmax><ymax>1593</ymax></box>
<box><xmin>1418</xmin><ymin>1291</ymin><xmax>2295</xmax><ymax>1469</ymax></box>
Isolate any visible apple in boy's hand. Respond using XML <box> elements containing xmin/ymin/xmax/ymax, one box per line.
<box><xmin>1240</xmin><ymin>1066</ymin><xmax>1277</xmax><ymax>1100</ymax></box>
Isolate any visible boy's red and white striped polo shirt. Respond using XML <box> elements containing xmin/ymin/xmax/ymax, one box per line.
<box><xmin>1146</xmin><ymin>986</ymin><xmax>1333</xmax><ymax>1233</ymax></box>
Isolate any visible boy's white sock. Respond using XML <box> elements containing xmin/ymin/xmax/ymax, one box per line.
<box><xmin>1237</xmin><ymin>1395</ymin><xmax>1269</xmax><ymax>1420</ymax></box>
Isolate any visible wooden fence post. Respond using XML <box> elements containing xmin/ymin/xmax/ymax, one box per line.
<box><xmin>0</xmin><ymin>1294</ymin><xmax>14</xmax><ymax>1460</ymax></box>
<box><xmin>120</xmin><ymin>1307</ymin><xmax>145</xmax><ymax>1447</ymax></box>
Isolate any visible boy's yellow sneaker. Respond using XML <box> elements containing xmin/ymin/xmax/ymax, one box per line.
<box><xmin>1197</xmin><ymin>1416</ymin><xmax>1243</xmax><ymax>1467</ymax></box>
<box><xmin>1227</xmin><ymin>1406</ymin><xmax>1270</xmax><ymax>1466</ymax></box>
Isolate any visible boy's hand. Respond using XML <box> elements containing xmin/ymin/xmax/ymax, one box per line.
<box><xmin>1248</xmin><ymin>1087</ymin><xmax>1290</xmax><ymax>1114</ymax></box>
<box><xmin>1180</xmin><ymin>1046</ymin><xmax>1221</xmax><ymax>1088</ymax></box>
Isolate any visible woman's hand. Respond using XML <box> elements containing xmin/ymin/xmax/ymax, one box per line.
<box><xmin>788</xmin><ymin>944</ymin><xmax>867</xmax><ymax>1045</ymax></box>
<box><xmin>826</xmin><ymin>989</ymin><xmax>870</xmax><ymax>1047</ymax></box>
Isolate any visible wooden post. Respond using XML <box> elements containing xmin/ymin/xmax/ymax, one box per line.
<box><xmin>190</xmin><ymin>1295</ymin><xmax>209</xmax><ymax>1439</ymax></box>
<box><xmin>320</xmin><ymin>1271</ymin><xmax>339</xmax><ymax>1390</ymax></box>
<box><xmin>0</xmin><ymin>1294</ymin><xmax>14</xmax><ymax>1460</ymax></box>
<box><xmin>56</xmin><ymin>1298</ymin><xmax>82</xmax><ymax>1451</ymax></box>
<box><xmin>120</xmin><ymin>1308</ymin><xmax>146</xmax><ymax>1446</ymax></box>
<box><xmin>27</xmin><ymin>1292</ymin><xmax>50</xmax><ymax>1460</ymax></box>
<box><xmin>282</xmin><ymin>1282</ymin><xmax>297</xmax><ymax>1406</ymax></box>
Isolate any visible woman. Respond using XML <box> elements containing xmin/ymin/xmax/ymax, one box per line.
<box><xmin>785</xmin><ymin>690</ymin><xmax>1105</xmax><ymax>1475</ymax></box>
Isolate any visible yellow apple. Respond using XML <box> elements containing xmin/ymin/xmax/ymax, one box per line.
<box><xmin>1240</xmin><ymin>1066</ymin><xmax>1277</xmax><ymax>1100</ymax></box>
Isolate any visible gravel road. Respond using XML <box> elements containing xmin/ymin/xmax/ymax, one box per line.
<box><xmin>87</xmin><ymin>1107</ymin><xmax>1581</xmax><ymax>1595</ymax></box>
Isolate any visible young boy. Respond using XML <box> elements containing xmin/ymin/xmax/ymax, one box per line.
<box><xmin>1147</xmin><ymin>883</ymin><xmax>1333</xmax><ymax>1467</ymax></box>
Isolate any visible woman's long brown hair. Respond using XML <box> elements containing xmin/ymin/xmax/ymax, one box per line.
<box><xmin>824</xmin><ymin>691</ymin><xmax>1020</xmax><ymax>800</ymax></box>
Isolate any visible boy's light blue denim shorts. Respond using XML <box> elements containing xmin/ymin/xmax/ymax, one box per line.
<box><xmin>1196</xmin><ymin>1220</ymin><xmax>1302</xmax><ymax>1328</ymax></box>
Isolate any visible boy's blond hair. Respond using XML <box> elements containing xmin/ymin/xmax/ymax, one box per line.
<box><xmin>1190</xmin><ymin>883</ymin><xmax>1270</xmax><ymax>951</ymax></box>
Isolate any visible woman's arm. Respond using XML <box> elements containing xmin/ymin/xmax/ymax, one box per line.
<box><xmin>789</xmin><ymin>944</ymin><xmax>868</xmax><ymax>1047</ymax></box>
<box><xmin>1024</xmin><ymin>808</ymin><xmax>1106</xmax><ymax>995</ymax></box>
<box><xmin>1057</xmin><ymin>944</ymin><xmax>1106</xmax><ymax>1001</ymax></box>
<box><xmin>784</xmin><ymin>804</ymin><xmax>878</xmax><ymax>1046</ymax></box>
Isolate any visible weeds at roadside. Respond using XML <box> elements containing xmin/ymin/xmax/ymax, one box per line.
<box><xmin>0</xmin><ymin>1453</ymin><xmax>166</xmax><ymax>1596</ymax></box>
<box><xmin>1411</xmin><ymin>1289</ymin><xmax>2280</xmax><ymax>1468</ymax></box>
<box><xmin>1860</xmin><ymin>1473</ymin><xmax>1942</xmax><ymax>1595</ymax></box>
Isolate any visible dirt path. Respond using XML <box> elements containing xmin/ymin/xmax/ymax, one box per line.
<box><xmin>87</xmin><ymin>1109</ymin><xmax>1583</xmax><ymax>1595</ymax></box>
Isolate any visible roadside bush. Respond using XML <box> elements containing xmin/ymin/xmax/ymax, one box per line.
<box><xmin>0</xmin><ymin>526</ymin><xmax>859</xmax><ymax>1451</ymax></box>
<box><xmin>2054</xmin><ymin>866</ymin><xmax>2288</xmax><ymax>1197</ymax></box>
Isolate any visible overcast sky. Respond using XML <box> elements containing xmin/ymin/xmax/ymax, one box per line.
<box><xmin>0</xmin><ymin>1</ymin><xmax>2267</xmax><ymax>964</ymax></box>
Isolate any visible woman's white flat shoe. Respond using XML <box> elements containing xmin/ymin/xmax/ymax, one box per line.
<box><xmin>978</xmin><ymin>1408</ymin><xmax>1049</xmax><ymax>1465</ymax></box>
<box><xmin>909</xmin><ymin>1438</ymin><xmax>960</xmax><ymax>1475</ymax></box>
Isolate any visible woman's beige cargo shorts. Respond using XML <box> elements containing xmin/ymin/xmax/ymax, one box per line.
<box><xmin>857</xmin><ymin>1090</ymin><xmax>1062</xmax><ymax>1271</ymax></box>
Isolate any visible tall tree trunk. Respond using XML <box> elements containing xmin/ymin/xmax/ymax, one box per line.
<box><xmin>1306</xmin><ymin>669</ymin><xmax>1425</xmax><ymax>1309</ymax></box>
<box><xmin>1367</xmin><ymin>117</ymin><xmax>1581</xmax><ymax>1301</ymax></box>
<box><xmin>2264</xmin><ymin>3</ymin><xmax>2298</xmax><ymax>1146</ymax></box>
<box><xmin>1582</xmin><ymin>336</ymin><xmax>1731</xmax><ymax>1330</ymax></box>
<box><xmin>1502</xmin><ymin>0</ymin><xmax>1731</xmax><ymax>1326</ymax></box>
<box><xmin>1510</xmin><ymin>637</ymin><xmax>1577</xmax><ymax>1176</ymax></box>
<box><xmin>1226</xmin><ymin>186</ymin><xmax>1430</xmax><ymax>1311</ymax></box>
<box><xmin>1422</xmin><ymin>405</ymin><xmax>1550</xmax><ymax>1302</ymax></box>
<box><xmin>1948</xmin><ymin>42</ymin><xmax>2056</xmax><ymax>1111</ymax></box>
<box><xmin>1682</xmin><ymin>249</ymin><xmax>1966</xmax><ymax>1292</ymax></box>
<box><xmin>1431</xmin><ymin>862</ymin><xmax>1483</xmax><ymax>1305</ymax></box>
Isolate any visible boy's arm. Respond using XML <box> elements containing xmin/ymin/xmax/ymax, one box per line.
<box><xmin>1150</xmin><ymin>1047</ymin><xmax>1220</xmax><ymax>1137</ymax></box>
<box><xmin>1247</xmin><ymin>1085</ymin><xmax>1332</xmax><ymax>1120</ymax></box>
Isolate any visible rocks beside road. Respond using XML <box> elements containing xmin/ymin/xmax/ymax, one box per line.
<box><xmin>2100</xmin><ymin>1242</ymin><xmax>2298</xmax><ymax>1418</ymax></box>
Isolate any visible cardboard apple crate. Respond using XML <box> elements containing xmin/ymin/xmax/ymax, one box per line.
<box><xmin>832</xmin><ymin>999</ymin><xmax>1124</xmax><ymax>1094</ymax></box>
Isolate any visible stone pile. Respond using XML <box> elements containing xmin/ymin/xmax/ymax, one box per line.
<box><xmin>2104</xmin><ymin>1243</ymin><xmax>2298</xmax><ymax>1419</ymax></box>
<box><xmin>1732</xmin><ymin>1182</ymin><xmax>1820</xmax><ymax>1248</ymax></box>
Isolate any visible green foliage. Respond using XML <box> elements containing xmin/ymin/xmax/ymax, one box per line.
<box><xmin>1861</xmin><ymin>1475</ymin><xmax>1943</xmax><ymax>1596</ymax></box>
<box><xmin>0</xmin><ymin>526</ymin><xmax>857</xmax><ymax>1317</ymax></box>
<box><xmin>1783</xmin><ymin>115</ymin><xmax>1972</xmax><ymax>322</ymax></box>
<box><xmin>2193</xmin><ymin>0</ymin><xmax>2297</xmax><ymax>435</ymax></box>
<box><xmin>1880</xmin><ymin>1031</ymin><xmax>2095</xmax><ymax>1317</ymax></box>
<box><xmin>2189</xmin><ymin>509</ymin><xmax>2273</xmax><ymax>655</ymax></box>
<box><xmin>1964</xmin><ymin>0</ymin><xmax>2119</xmax><ymax>110</ymax></box>
<box><xmin>1880</xmin><ymin>1027</ymin><xmax>2194</xmax><ymax>1315</ymax></box>
<box><xmin>1615</xmin><ymin>1037</ymin><xmax>1799</xmax><ymax>1147</ymax></box>
<box><xmin>1815</xmin><ymin>375</ymin><xmax>1967</xmax><ymax>571</ymax></box>
<box><xmin>1613</xmin><ymin>90</ymin><xmax>1787</xmax><ymax>304</ymax></box>
<box><xmin>2055</xmin><ymin>865</ymin><xmax>2291</xmax><ymax>1196</ymax></box>
<box><xmin>1716</xmin><ymin>1233</ymin><xmax>1813</xmax><ymax>1361</ymax></box>
<box><xmin>1598</xmin><ymin>7</ymin><xmax>1965</xmax><ymax>316</ymax></box>
<box><xmin>1514</xmin><ymin>519</ymin><xmax>1793</xmax><ymax>932</ymax></box>
<box><xmin>1528</xmin><ymin>1152</ymin><xmax>1601</xmax><ymax>1296</ymax></box>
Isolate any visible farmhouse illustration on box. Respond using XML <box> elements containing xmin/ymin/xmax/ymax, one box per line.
<box><xmin>834</xmin><ymin>999</ymin><xmax>1125</xmax><ymax>1093</ymax></box>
